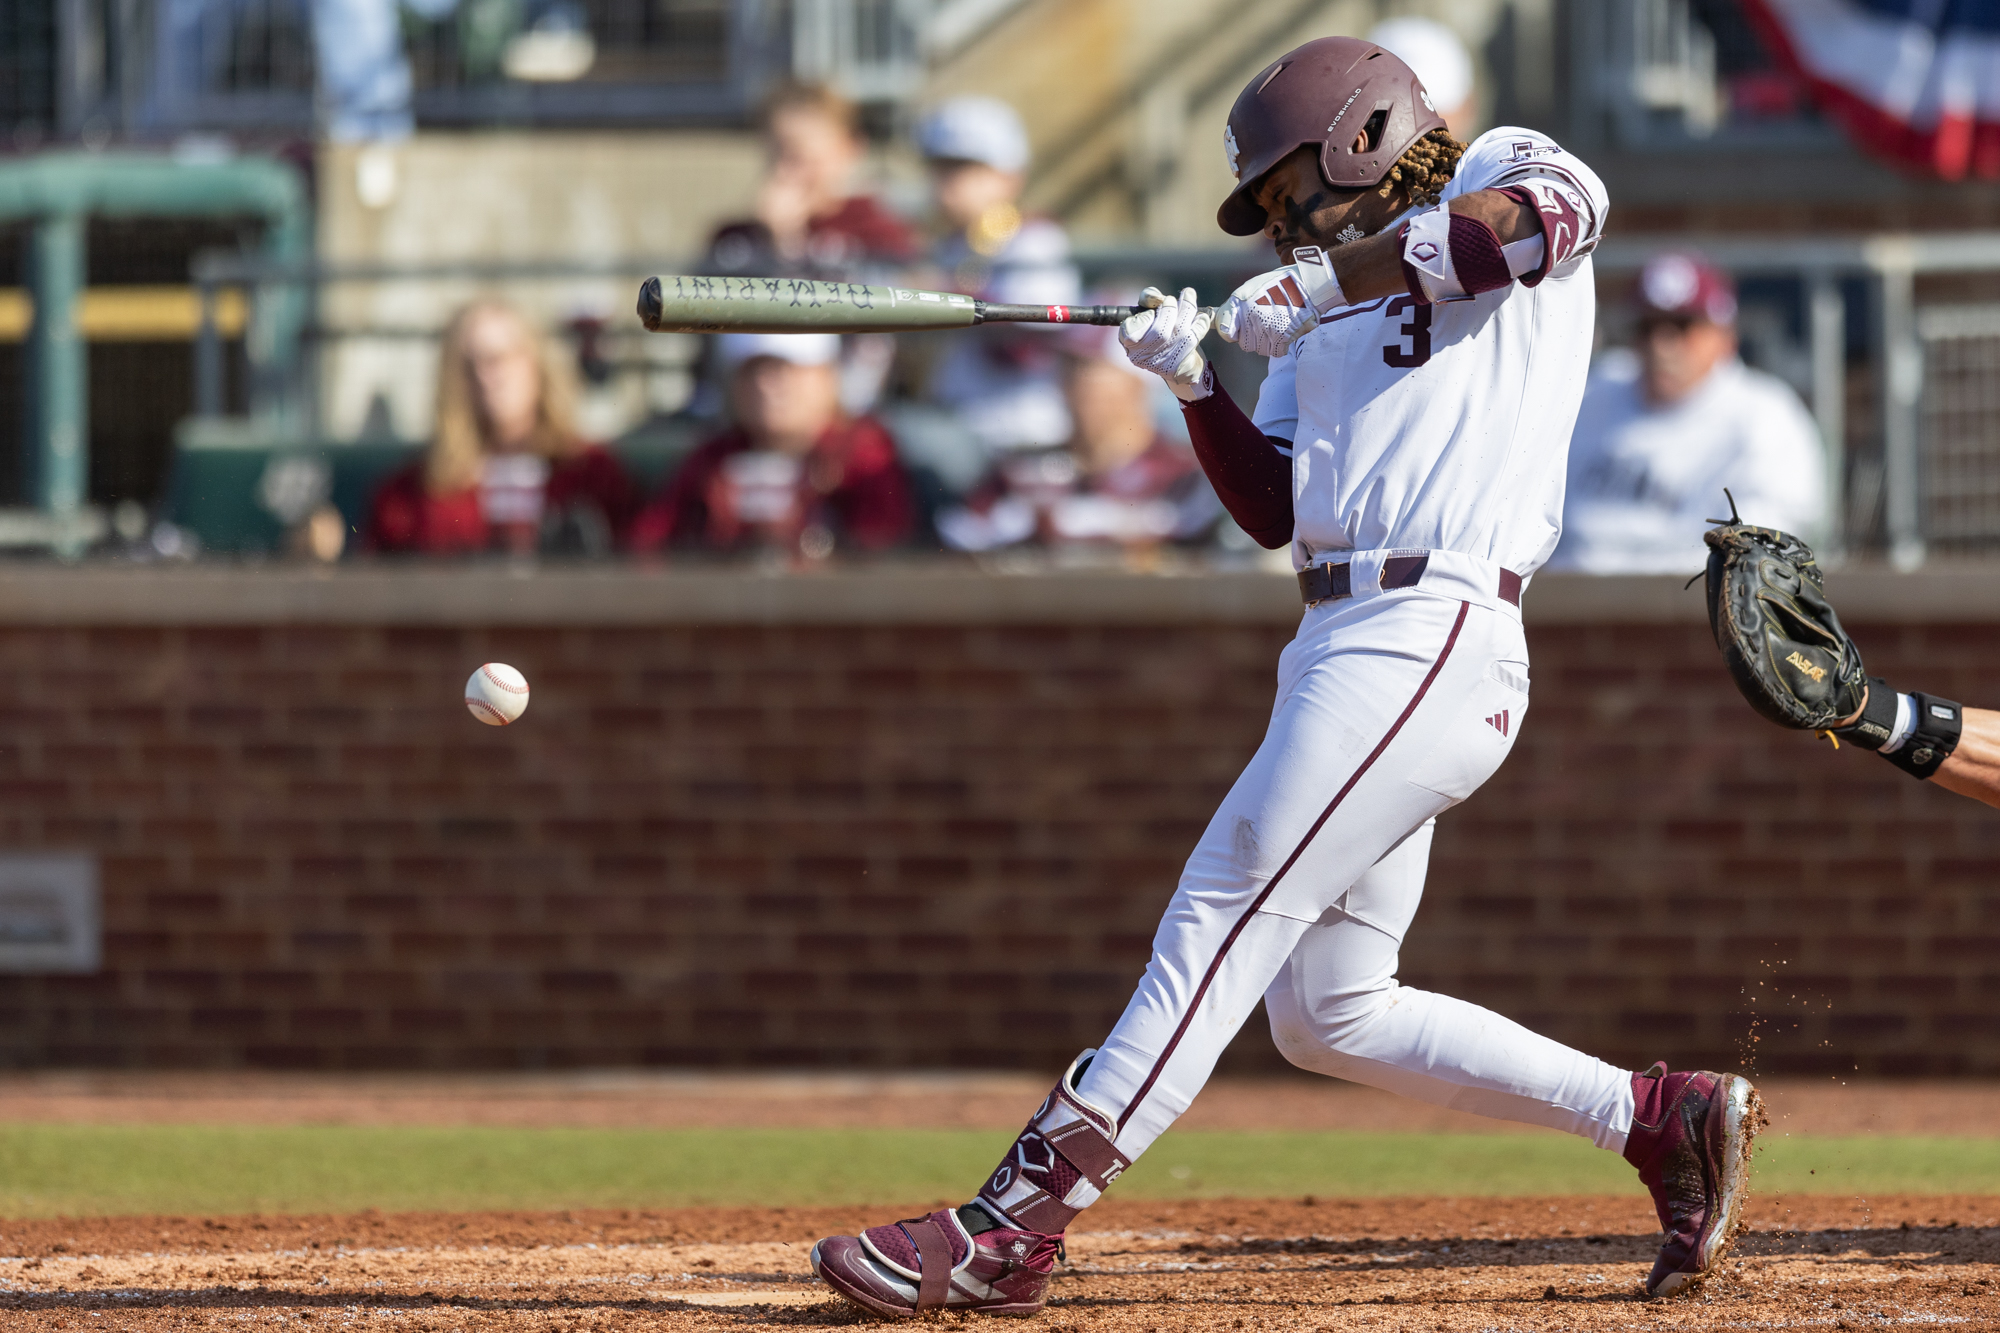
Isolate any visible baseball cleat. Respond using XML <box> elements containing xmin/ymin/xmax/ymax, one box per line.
<box><xmin>809</xmin><ymin>1203</ymin><xmax>1061</xmax><ymax>1318</ymax></box>
<box><xmin>1623</xmin><ymin>1061</ymin><xmax>1765</xmax><ymax>1298</ymax></box>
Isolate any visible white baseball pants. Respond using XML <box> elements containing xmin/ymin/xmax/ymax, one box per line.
<box><xmin>1073</xmin><ymin>583</ymin><xmax>1636</xmax><ymax>1161</ymax></box>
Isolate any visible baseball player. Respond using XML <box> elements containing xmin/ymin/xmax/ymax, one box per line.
<box><xmin>811</xmin><ymin>37</ymin><xmax>1761</xmax><ymax>1319</ymax></box>
<box><xmin>1704</xmin><ymin>522</ymin><xmax>2000</xmax><ymax>810</ymax></box>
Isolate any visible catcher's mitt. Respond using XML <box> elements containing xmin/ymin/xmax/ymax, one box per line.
<box><xmin>1702</xmin><ymin>518</ymin><xmax>1868</xmax><ymax>733</ymax></box>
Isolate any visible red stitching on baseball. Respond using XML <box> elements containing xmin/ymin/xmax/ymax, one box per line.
<box><xmin>480</xmin><ymin>665</ymin><xmax>529</xmax><ymax>695</ymax></box>
<box><xmin>466</xmin><ymin>698</ymin><xmax>511</xmax><ymax>725</ymax></box>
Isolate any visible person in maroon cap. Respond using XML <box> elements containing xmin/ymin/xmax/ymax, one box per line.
<box><xmin>1551</xmin><ymin>252</ymin><xmax>1826</xmax><ymax>572</ymax></box>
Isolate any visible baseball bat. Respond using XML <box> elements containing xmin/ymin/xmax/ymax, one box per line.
<box><xmin>636</xmin><ymin>274</ymin><xmax>1143</xmax><ymax>334</ymax></box>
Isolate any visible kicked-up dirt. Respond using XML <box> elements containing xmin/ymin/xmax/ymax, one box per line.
<box><xmin>0</xmin><ymin>1194</ymin><xmax>1993</xmax><ymax>1330</ymax></box>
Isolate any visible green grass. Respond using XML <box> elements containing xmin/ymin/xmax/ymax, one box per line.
<box><xmin>0</xmin><ymin>1125</ymin><xmax>1993</xmax><ymax>1218</ymax></box>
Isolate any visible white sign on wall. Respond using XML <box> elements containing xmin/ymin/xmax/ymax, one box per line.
<box><xmin>0</xmin><ymin>854</ymin><xmax>100</xmax><ymax>974</ymax></box>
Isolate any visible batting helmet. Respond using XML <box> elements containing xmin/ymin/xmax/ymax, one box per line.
<box><xmin>1216</xmin><ymin>36</ymin><xmax>1446</xmax><ymax>237</ymax></box>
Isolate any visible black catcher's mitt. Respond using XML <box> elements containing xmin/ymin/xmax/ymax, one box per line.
<box><xmin>1702</xmin><ymin>518</ymin><xmax>1867</xmax><ymax>732</ymax></box>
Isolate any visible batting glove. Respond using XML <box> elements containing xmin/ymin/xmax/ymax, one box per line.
<box><xmin>1216</xmin><ymin>247</ymin><xmax>1347</xmax><ymax>358</ymax></box>
<box><xmin>1120</xmin><ymin>286</ymin><xmax>1215</xmax><ymax>402</ymax></box>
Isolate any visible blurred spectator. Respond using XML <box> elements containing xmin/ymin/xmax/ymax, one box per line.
<box><xmin>366</xmin><ymin>300</ymin><xmax>637</xmax><ymax>556</ymax></box>
<box><xmin>1367</xmin><ymin>17</ymin><xmax>1477</xmax><ymax>139</ymax></box>
<box><xmin>1551</xmin><ymin>254</ymin><xmax>1826</xmax><ymax>574</ymax></box>
<box><xmin>630</xmin><ymin>333</ymin><xmax>914</xmax><ymax>558</ymax></box>
<box><xmin>920</xmin><ymin>96</ymin><xmax>1080</xmax><ymax>456</ymax></box>
<box><xmin>707</xmin><ymin>83</ymin><xmax>919</xmax><ymax>280</ymax></box>
<box><xmin>938</xmin><ymin>323</ymin><xmax>1219</xmax><ymax>552</ymax></box>
<box><xmin>168</xmin><ymin>0</ymin><xmax>448</xmax><ymax>142</ymax></box>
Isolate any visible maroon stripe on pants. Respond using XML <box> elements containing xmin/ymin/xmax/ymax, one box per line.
<box><xmin>1115</xmin><ymin>600</ymin><xmax>1472</xmax><ymax>1133</ymax></box>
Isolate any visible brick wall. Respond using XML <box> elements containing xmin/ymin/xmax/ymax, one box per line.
<box><xmin>0</xmin><ymin>571</ymin><xmax>1993</xmax><ymax>1076</ymax></box>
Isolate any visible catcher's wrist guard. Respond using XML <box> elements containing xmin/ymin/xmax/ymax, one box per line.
<box><xmin>1881</xmin><ymin>691</ymin><xmax>1963</xmax><ymax>780</ymax></box>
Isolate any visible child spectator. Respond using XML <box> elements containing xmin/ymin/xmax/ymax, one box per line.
<box><xmin>366</xmin><ymin>299</ymin><xmax>636</xmax><ymax>556</ymax></box>
<box><xmin>937</xmin><ymin>323</ymin><xmax>1219</xmax><ymax>552</ymax></box>
<box><xmin>707</xmin><ymin>82</ymin><xmax>919</xmax><ymax>280</ymax></box>
<box><xmin>629</xmin><ymin>333</ymin><xmax>913</xmax><ymax>559</ymax></box>
<box><xmin>919</xmin><ymin>96</ymin><xmax>1080</xmax><ymax>456</ymax></box>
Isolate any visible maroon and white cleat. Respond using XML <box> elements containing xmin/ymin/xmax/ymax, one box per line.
<box><xmin>809</xmin><ymin>1204</ymin><xmax>1060</xmax><ymax>1319</ymax></box>
<box><xmin>811</xmin><ymin>1050</ymin><xmax>1126</xmax><ymax>1318</ymax></box>
<box><xmin>1624</xmin><ymin>1062</ymin><xmax>1765</xmax><ymax>1297</ymax></box>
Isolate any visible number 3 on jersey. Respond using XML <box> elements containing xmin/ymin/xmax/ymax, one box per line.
<box><xmin>1381</xmin><ymin>296</ymin><xmax>1432</xmax><ymax>368</ymax></box>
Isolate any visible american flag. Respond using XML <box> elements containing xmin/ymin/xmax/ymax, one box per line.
<box><xmin>1742</xmin><ymin>0</ymin><xmax>2000</xmax><ymax>179</ymax></box>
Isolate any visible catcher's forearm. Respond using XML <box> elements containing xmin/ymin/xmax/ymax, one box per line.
<box><xmin>1934</xmin><ymin>707</ymin><xmax>2000</xmax><ymax>810</ymax></box>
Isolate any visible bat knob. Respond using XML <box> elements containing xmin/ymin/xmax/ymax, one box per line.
<box><xmin>636</xmin><ymin>277</ymin><xmax>663</xmax><ymax>331</ymax></box>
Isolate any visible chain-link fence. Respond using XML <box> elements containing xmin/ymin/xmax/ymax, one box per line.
<box><xmin>1917</xmin><ymin>306</ymin><xmax>2000</xmax><ymax>557</ymax></box>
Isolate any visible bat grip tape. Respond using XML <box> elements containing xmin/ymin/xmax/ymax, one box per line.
<box><xmin>975</xmin><ymin>303</ymin><xmax>1142</xmax><ymax>326</ymax></box>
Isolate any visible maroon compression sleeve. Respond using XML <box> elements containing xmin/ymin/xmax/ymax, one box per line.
<box><xmin>1182</xmin><ymin>379</ymin><xmax>1293</xmax><ymax>549</ymax></box>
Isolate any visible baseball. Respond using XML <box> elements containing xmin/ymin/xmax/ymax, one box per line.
<box><xmin>465</xmin><ymin>662</ymin><xmax>530</xmax><ymax>726</ymax></box>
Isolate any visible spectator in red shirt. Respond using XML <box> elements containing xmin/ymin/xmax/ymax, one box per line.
<box><xmin>366</xmin><ymin>300</ymin><xmax>637</xmax><ymax>556</ymax></box>
<box><xmin>707</xmin><ymin>83</ymin><xmax>919</xmax><ymax>280</ymax></box>
<box><xmin>936</xmin><ymin>322</ymin><xmax>1219</xmax><ymax>553</ymax></box>
<box><xmin>630</xmin><ymin>333</ymin><xmax>913</xmax><ymax>559</ymax></box>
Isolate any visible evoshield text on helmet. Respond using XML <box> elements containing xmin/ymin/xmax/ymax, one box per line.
<box><xmin>1216</xmin><ymin>36</ymin><xmax>1445</xmax><ymax>237</ymax></box>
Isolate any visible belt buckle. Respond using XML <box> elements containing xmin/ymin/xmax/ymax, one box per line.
<box><xmin>1298</xmin><ymin>559</ymin><xmax>1350</xmax><ymax>608</ymax></box>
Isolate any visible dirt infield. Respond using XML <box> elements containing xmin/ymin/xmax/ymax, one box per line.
<box><xmin>0</xmin><ymin>1194</ymin><xmax>1993</xmax><ymax>1331</ymax></box>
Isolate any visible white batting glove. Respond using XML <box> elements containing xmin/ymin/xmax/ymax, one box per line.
<box><xmin>1120</xmin><ymin>286</ymin><xmax>1214</xmax><ymax>402</ymax></box>
<box><xmin>1216</xmin><ymin>248</ymin><xmax>1346</xmax><ymax>358</ymax></box>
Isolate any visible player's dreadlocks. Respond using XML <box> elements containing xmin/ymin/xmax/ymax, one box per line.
<box><xmin>1377</xmin><ymin>128</ymin><xmax>1465</xmax><ymax>209</ymax></box>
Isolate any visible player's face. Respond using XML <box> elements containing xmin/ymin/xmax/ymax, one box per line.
<box><xmin>1637</xmin><ymin>315</ymin><xmax>1736</xmax><ymax>406</ymax></box>
<box><xmin>1249</xmin><ymin>143</ymin><xmax>1405</xmax><ymax>264</ymax></box>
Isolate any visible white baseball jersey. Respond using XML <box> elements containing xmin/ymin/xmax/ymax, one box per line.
<box><xmin>992</xmin><ymin>128</ymin><xmax>1640</xmax><ymax>1191</ymax></box>
<box><xmin>1549</xmin><ymin>351</ymin><xmax>1828</xmax><ymax>574</ymax></box>
<box><xmin>1251</xmin><ymin>126</ymin><xmax>1609</xmax><ymax>577</ymax></box>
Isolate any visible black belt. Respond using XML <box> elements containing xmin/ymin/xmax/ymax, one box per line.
<box><xmin>1297</xmin><ymin>553</ymin><xmax>1523</xmax><ymax>607</ymax></box>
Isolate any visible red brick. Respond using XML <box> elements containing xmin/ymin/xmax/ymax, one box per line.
<box><xmin>0</xmin><ymin>614</ymin><xmax>1983</xmax><ymax>1072</ymax></box>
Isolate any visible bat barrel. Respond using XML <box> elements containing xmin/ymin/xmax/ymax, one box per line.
<box><xmin>974</xmin><ymin>303</ymin><xmax>1142</xmax><ymax>327</ymax></box>
<box><xmin>637</xmin><ymin>274</ymin><xmax>980</xmax><ymax>333</ymax></box>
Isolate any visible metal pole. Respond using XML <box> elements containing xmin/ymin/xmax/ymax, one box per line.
<box><xmin>24</xmin><ymin>213</ymin><xmax>88</xmax><ymax>521</ymax></box>
<box><xmin>195</xmin><ymin>279</ymin><xmax>223</xmax><ymax>417</ymax></box>
<box><xmin>1807</xmin><ymin>272</ymin><xmax>1846</xmax><ymax>557</ymax></box>
<box><xmin>1876</xmin><ymin>249</ymin><xmax>1924</xmax><ymax>570</ymax></box>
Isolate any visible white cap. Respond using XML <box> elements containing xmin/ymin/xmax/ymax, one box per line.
<box><xmin>986</xmin><ymin>260</ymin><xmax>1080</xmax><ymax>308</ymax></box>
<box><xmin>917</xmin><ymin>96</ymin><xmax>1031</xmax><ymax>173</ymax></box>
<box><xmin>1367</xmin><ymin>17</ymin><xmax>1474</xmax><ymax>114</ymax></box>
<box><xmin>717</xmin><ymin>332</ymin><xmax>841</xmax><ymax>370</ymax></box>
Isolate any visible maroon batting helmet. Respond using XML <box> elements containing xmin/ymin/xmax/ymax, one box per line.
<box><xmin>1217</xmin><ymin>36</ymin><xmax>1446</xmax><ymax>237</ymax></box>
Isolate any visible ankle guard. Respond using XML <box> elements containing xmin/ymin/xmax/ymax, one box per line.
<box><xmin>977</xmin><ymin>1050</ymin><xmax>1130</xmax><ymax>1236</ymax></box>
